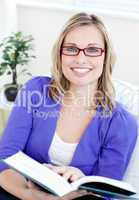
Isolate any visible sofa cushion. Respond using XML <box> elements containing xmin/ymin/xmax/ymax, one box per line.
<box><xmin>113</xmin><ymin>79</ymin><xmax>139</xmax><ymax>191</ymax></box>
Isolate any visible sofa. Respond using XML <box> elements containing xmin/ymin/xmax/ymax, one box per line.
<box><xmin>114</xmin><ymin>79</ymin><xmax>139</xmax><ymax>192</ymax></box>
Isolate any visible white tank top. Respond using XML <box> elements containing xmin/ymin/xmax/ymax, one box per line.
<box><xmin>48</xmin><ymin>132</ymin><xmax>78</xmax><ymax>166</ymax></box>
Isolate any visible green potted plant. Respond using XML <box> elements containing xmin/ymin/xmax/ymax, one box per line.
<box><xmin>0</xmin><ymin>31</ymin><xmax>35</xmax><ymax>102</ymax></box>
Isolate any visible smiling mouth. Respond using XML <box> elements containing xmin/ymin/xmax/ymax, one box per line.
<box><xmin>71</xmin><ymin>67</ymin><xmax>92</xmax><ymax>73</ymax></box>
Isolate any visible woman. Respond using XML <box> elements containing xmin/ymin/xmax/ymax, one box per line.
<box><xmin>0</xmin><ymin>12</ymin><xmax>137</xmax><ymax>200</ymax></box>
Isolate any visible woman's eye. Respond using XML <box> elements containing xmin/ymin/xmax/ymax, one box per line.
<box><xmin>87</xmin><ymin>47</ymin><xmax>99</xmax><ymax>52</ymax></box>
<box><xmin>66</xmin><ymin>47</ymin><xmax>78</xmax><ymax>52</ymax></box>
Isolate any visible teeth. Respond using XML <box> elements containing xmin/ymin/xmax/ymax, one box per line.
<box><xmin>72</xmin><ymin>68</ymin><xmax>91</xmax><ymax>73</ymax></box>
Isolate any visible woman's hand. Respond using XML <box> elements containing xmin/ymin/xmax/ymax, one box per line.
<box><xmin>27</xmin><ymin>180</ymin><xmax>88</xmax><ymax>200</ymax></box>
<box><xmin>44</xmin><ymin>164</ymin><xmax>85</xmax><ymax>182</ymax></box>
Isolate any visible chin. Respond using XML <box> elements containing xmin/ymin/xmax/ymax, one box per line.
<box><xmin>63</xmin><ymin>73</ymin><xmax>99</xmax><ymax>88</ymax></box>
<box><xmin>69</xmin><ymin>79</ymin><xmax>95</xmax><ymax>87</ymax></box>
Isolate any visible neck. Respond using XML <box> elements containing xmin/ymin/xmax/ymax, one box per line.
<box><xmin>64</xmin><ymin>82</ymin><xmax>98</xmax><ymax>108</ymax></box>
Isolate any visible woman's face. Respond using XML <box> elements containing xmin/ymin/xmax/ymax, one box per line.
<box><xmin>61</xmin><ymin>25</ymin><xmax>105</xmax><ymax>87</ymax></box>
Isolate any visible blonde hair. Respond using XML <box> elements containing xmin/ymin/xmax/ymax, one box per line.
<box><xmin>49</xmin><ymin>12</ymin><xmax>116</xmax><ymax>112</ymax></box>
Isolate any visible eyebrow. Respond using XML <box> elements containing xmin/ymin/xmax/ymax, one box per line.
<box><xmin>63</xmin><ymin>43</ymin><xmax>77</xmax><ymax>46</ymax></box>
<box><xmin>63</xmin><ymin>43</ymin><xmax>103</xmax><ymax>47</ymax></box>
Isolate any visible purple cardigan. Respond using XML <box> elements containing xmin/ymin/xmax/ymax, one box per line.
<box><xmin>0</xmin><ymin>76</ymin><xmax>138</xmax><ymax>180</ymax></box>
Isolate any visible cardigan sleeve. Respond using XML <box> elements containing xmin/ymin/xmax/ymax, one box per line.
<box><xmin>0</xmin><ymin>76</ymin><xmax>50</xmax><ymax>172</ymax></box>
<box><xmin>96</xmin><ymin>108</ymin><xmax>138</xmax><ymax>180</ymax></box>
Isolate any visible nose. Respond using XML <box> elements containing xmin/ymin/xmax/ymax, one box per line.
<box><xmin>75</xmin><ymin>50</ymin><xmax>87</xmax><ymax>64</ymax></box>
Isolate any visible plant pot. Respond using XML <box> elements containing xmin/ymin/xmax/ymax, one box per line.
<box><xmin>4</xmin><ymin>84</ymin><xmax>19</xmax><ymax>102</ymax></box>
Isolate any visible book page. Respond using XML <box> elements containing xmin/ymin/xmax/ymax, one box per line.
<box><xmin>71</xmin><ymin>175</ymin><xmax>136</xmax><ymax>194</ymax></box>
<box><xmin>3</xmin><ymin>151</ymin><xmax>73</xmax><ymax>196</ymax></box>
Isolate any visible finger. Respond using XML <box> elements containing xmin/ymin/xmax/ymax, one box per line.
<box><xmin>27</xmin><ymin>180</ymin><xmax>40</xmax><ymax>190</ymax></box>
<box><xmin>62</xmin><ymin>190</ymin><xmax>88</xmax><ymax>200</ymax></box>
<box><xmin>86</xmin><ymin>192</ymin><xmax>103</xmax><ymax>198</ymax></box>
<box><xmin>43</xmin><ymin>164</ymin><xmax>65</xmax><ymax>174</ymax></box>
<box><xmin>63</xmin><ymin>171</ymin><xmax>73</xmax><ymax>181</ymax></box>
<box><xmin>43</xmin><ymin>163</ymin><xmax>54</xmax><ymax>169</ymax></box>
<box><xmin>70</xmin><ymin>174</ymin><xmax>79</xmax><ymax>182</ymax></box>
<box><xmin>43</xmin><ymin>164</ymin><xmax>61</xmax><ymax>174</ymax></box>
<box><xmin>27</xmin><ymin>180</ymin><xmax>35</xmax><ymax>188</ymax></box>
<box><xmin>51</xmin><ymin>166</ymin><xmax>67</xmax><ymax>175</ymax></box>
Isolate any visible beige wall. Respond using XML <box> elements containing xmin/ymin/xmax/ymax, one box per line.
<box><xmin>0</xmin><ymin>1</ymin><xmax>139</xmax><ymax>85</ymax></box>
<box><xmin>16</xmin><ymin>5</ymin><xmax>139</xmax><ymax>85</ymax></box>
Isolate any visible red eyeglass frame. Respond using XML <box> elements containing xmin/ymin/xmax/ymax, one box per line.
<box><xmin>61</xmin><ymin>46</ymin><xmax>105</xmax><ymax>57</ymax></box>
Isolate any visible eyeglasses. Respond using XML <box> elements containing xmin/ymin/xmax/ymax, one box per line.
<box><xmin>61</xmin><ymin>46</ymin><xmax>105</xmax><ymax>57</ymax></box>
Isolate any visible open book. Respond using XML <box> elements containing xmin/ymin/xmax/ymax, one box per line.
<box><xmin>2</xmin><ymin>151</ymin><xmax>137</xmax><ymax>199</ymax></box>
